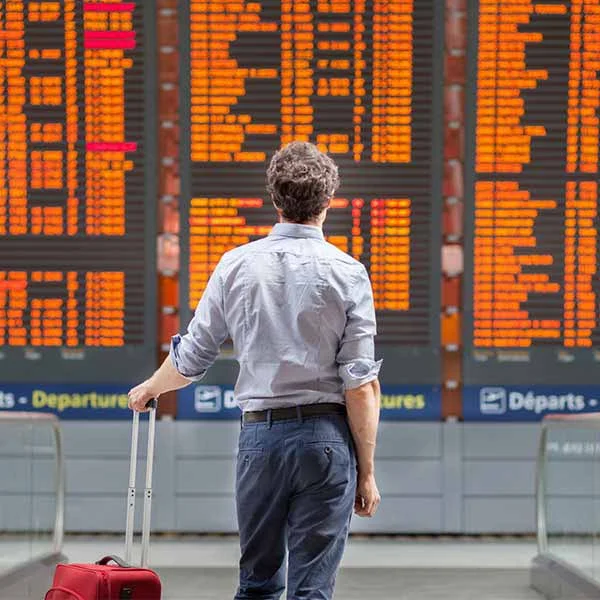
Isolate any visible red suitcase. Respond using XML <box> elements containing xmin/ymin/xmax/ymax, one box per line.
<box><xmin>46</xmin><ymin>401</ymin><xmax>162</xmax><ymax>599</ymax></box>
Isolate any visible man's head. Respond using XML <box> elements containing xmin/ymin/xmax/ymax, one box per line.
<box><xmin>266</xmin><ymin>141</ymin><xmax>340</xmax><ymax>225</ymax></box>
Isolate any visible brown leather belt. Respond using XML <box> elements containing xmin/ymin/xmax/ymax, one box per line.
<box><xmin>243</xmin><ymin>402</ymin><xmax>346</xmax><ymax>424</ymax></box>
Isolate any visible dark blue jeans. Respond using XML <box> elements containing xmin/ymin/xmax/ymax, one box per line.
<box><xmin>234</xmin><ymin>413</ymin><xmax>357</xmax><ymax>600</ymax></box>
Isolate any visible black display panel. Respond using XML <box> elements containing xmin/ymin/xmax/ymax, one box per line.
<box><xmin>464</xmin><ymin>0</ymin><xmax>600</xmax><ymax>386</ymax></box>
<box><xmin>0</xmin><ymin>1</ymin><xmax>156</xmax><ymax>383</ymax></box>
<box><xmin>180</xmin><ymin>0</ymin><xmax>444</xmax><ymax>386</ymax></box>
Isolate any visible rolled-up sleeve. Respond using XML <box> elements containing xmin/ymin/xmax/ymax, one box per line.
<box><xmin>169</xmin><ymin>261</ymin><xmax>229</xmax><ymax>381</ymax></box>
<box><xmin>336</xmin><ymin>264</ymin><xmax>382</xmax><ymax>390</ymax></box>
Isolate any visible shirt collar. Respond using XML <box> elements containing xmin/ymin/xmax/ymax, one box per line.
<box><xmin>269</xmin><ymin>222</ymin><xmax>325</xmax><ymax>240</ymax></box>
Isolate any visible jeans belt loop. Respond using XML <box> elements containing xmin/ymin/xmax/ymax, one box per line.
<box><xmin>296</xmin><ymin>405</ymin><xmax>303</xmax><ymax>424</ymax></box>
<box><xmin>267</xmin><ymin>409</ymin><xmax>272</xmax><ymax>429</ymax></box>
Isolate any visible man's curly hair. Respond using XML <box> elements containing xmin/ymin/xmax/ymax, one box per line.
<box><xmin>266</xmin><ymin>141</ymin><xmax>340</xmax><ymax>224</ymax></box>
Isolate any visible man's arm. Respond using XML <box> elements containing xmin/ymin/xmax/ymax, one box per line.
<box><xmin>128</xmin><ymin>355</ymin><xmax>192</xmax><ymax>412</ymax></box>
<box><xmin>346</xmin><ymin>378</ymin><xmax>380</xmax><ymax>478</ymax></box>
<box><xmin>336</xmin><ymin>264</ymin><xmax>382</xmax><ymax>517</ymax></box>
<box><xmin>128</xmin><ymin>260</ymin><xmax>229</xmax><ymax>412</ymax></box>
<box><xmin>346</xmin><ymin>378</ymin><xmax>381</xmax><ymax>517</ymax></box>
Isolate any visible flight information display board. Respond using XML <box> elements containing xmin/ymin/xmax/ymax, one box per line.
<box><xmin>464</xmin><ymin>0</ymin><xmax>600</xmax><ymax>400</ymax></box>
<box><xmin>0</xmin><ymin>1</ymin><xmax>156</xmax><ymax>384</ymax></box>
<box><xmin>180</xmin><ymin>0</ymin><xmax>444</xmax><ymax>388</ymax></box>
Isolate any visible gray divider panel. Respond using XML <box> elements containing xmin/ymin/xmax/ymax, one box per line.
<box><xmin>0</xmin><ymin>422</ymin><xmax>173</xmax><ymax>532</ymax></box>
<box><xmin>462</xmin><ymin>424</ymin><xmax>539</xmax><ymax>533</ymax></box>
<box><xmin>174</xmin><ymin>421</ymin><xmax>239</xmax><ymax>532</ymax></box>
<box><xmin>3</xmin><ymin>421</ymin><xmax>596</xmax><ymax>534</ymax></box>
<box><xmin>350</xmin><ymin>423</ymin><xmax>444</xmax><ymax>533</ymax></box>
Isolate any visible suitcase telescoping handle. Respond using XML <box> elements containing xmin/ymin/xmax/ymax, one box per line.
<box><xmin>124</xmin><ymin>398</ymin><xmax>157</xmax><ymax>568</ymax></box>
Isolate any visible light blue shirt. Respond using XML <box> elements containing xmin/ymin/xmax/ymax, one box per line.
<box><xmin>170</xmin><ymin>222</ymin><xmax>382</xmax><ymax>412</ymax></box>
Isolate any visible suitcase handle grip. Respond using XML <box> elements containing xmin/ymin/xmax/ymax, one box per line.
<box><xmin>96</xmin><ymin>555</ymin><xmax>131</xmax><ymax>568</ymax></box>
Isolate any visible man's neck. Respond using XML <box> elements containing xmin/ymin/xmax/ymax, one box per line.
<box><xmin>280</xmin><ymin>218</ymin><xmax>323</xmax><ymax>229</ymax></box>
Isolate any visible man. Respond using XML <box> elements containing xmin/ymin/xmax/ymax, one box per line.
<box><xmin>129</xmin><ymin>141</ymin><xmax>382</xmax><ymax>599</ymax></box>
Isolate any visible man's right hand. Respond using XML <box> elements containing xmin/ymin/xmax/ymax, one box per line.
<box><xmin>128</xmin><ymin>379</ymin><xmax>158</xmax><ymax>413</ymax></box>
<box><xmin>354</xmin><ymin>473</ymin><xmax>381</xmax><ymax>517</ymax></box>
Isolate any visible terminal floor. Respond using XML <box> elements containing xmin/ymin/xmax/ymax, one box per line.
<box><xmin>0</xmin><ymin>536</ymin><xmax>549</xmax><ymax>599</ymax></box>
<box><xmin>1</xmin><ymin>535</ymin><xmax>544</xmax><ymax>571</ymax></box>
<box><xmin>158</xmin><ymin>566</ymin><xmax>541</xmax><ymax>599</ymax></box>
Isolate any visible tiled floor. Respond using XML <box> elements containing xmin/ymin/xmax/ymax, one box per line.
<box><xmin>63</xmin><ymin>536</ymin><xmax>542</xmax><ymax>569</ymax></box>
<box><xmin>0</xmin><ymin>536</ymin><xmax>551</xmax><ymax>599</ymax></box>
<box><xmin>158</xmin><ymin>566</ymin><xmax>543</xmax><ymax>600</ymax></box>
<box><xmin>0</xmin><ymin>535</ymin><xmax>544</xmax><ymax>572</ymax></box>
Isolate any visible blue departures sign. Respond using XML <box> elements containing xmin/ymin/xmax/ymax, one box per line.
<box><xmin>464</xmin><ymin>386</ymin><xmax>600</xmax><ymax>422</ymax></box>
<box><xmin>0</xmin><ymin>384</ymin><xmax>132</xmax><ymax>419</ymax></box>
<box><xmin>0</xmin><ymin>383</ymin><xmax>442</xmax><ymax>420</ymax></box>
<box><xmin>177</xmin><ymin>385</ymin><xmax>441</xmax><ymax>421</ymax></box>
